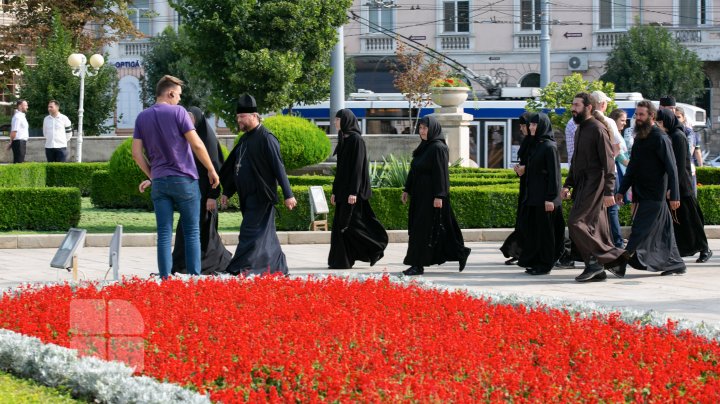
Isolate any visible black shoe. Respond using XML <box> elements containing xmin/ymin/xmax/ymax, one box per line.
<box><xmin>661</xmin><ymin>267</ymin><xmax>686</xmax><ymax>276</ymax></box>
<box><xmin>587</xmin><ymin>271</ymin><xmax>607</xmax><ymax>282</ymax></box>
<box><xmin>604</xmin><ymin>253</ymin><xmax>629</xmax><ymax>278</ymax></box>
<box><xmin>402</xmin><ymin>266</ymin><xmax>424</xmax><ymax>276</ymax></box>
<box><xmin>370</xmin><ymin>252</ymin><xmax>384</xmax><ymax>267</ymax></box>
<box><xmin>459</xmin><ymin>256</ymin><xmax>468</xmax><ymax>272</ymax></box>
<box><xmin>505</xmin><ymin>258</ymin><xmax>518</xmax><ymax>265</ymax></box>
<box><xmin>696</xmin><ymin>250</ymin><xmax>713</xmax><ymax>263</ymax></box>
<box><xmin>554</xmin><ymin>257</ymin><xmax>575</xmax><ymax>269</ymax></box>
<box><xmin>575</xmin><ymin>265</ymin><xmax>605</xmax><ymax>282</ymax></box>
<box><xmin>525</xmin><ymin>267</ymin><xmax>551</xmax><ymax>275</ymax></box>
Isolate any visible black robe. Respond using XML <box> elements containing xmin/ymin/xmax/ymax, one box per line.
<box><xmin>516</xmin><ymin>114</ymin><xmax>566</xmax><ymax>271</ymax></box>
<box><xmin>618</xmin><ymin>125</ymin><xmax>685</xmax><ymax>272</ymax></box>
<box><xmin>219</xmin><ymin>123</ymin><xmax>294</xmax><ymax>275</ymax></box>
<box><xmin>328</xmin><ymin>109</ymin><xmax>388</xmax><ymax>269</ymax></box>
<box><xmin>403</xmin><ymin>116</ymin><xmax>470</xmax><ymax>268</ymax></box>
<box><xmin>172</xmin><ymin>107</ymin><xmax>231</xmax><ymax>275</ymax></box>
<box><xmin>657</xmin><ymin>110</ymin><xmax>710</xmax><ymax>257</ymax></box>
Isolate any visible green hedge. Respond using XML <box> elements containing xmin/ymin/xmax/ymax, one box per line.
<box><xmin>287</xmin><ymin>175</ymin><xmax>334</xmax><ymax>186</ymax></box>
<box><xmin>0</xmin><ymin>188</ymin><xmax>81</xmax><ymax>231</ymax></box>
<box><xmin>0</xmin><ymin>163</ymin><xmax>46</xmax><ymax>187</ymax></box>
<box><xmin>45</xmin><ymin>162</ymin><xmax>109</xmax><ymax>196</ymax></box>
<box><xmin>697</xmin><ymin>167</ymin><xmax>720</xmax><ymax>185</ymax></box>
<box><xmin>91</xmin><ymin>170</ymin><xmax>153</xmax><ymax>210</ymax></box>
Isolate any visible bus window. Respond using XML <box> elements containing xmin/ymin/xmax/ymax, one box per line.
<box><xmin>366</xmin><ymin>119</ymin><xmax>410</xmax><ymax>134</ymax></box>
<box><xmin>485</xmin><ymin>122</ymin><xmax>506</xmax><ymax>168</ymax></box>
<box><xmin>468</xmin><ymin>122</ymin><xmax>480</xmax><ymax>166</ymax></box>
<box><xmin>510</xmin><ymin>119</ymin><xmax>523</xmax><ymax>164</ymax></box>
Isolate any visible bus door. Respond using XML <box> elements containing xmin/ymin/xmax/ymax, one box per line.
<box><xmin>468</xmin><ymin>121</ymin><xmax>480</xmax><ymax>166</ymax></box>
<box><xmin>484</xmin><ymin>121</ymin><xmax>508</xmax><ymax>168</ymax></box>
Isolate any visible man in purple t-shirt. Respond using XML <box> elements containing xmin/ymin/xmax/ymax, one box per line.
<box><xmin>132</xmin><ymin>75</ymin><xmax>220</xmax><ymax>279</ymax></box>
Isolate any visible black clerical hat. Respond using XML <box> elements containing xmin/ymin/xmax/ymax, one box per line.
<box><xmin>659</xmin><ymin>96</ymin><xmax>676</xmax><ymax>107</ymax></box>
<box><xmin>236</xmin><ymin>94</ymin><xmax>258</xmax><ymax>114</ymax></box>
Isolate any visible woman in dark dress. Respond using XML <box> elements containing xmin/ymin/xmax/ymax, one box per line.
<box><xmin>401</xmin><ymin>115</ymin><xmax>471</xmax><ymax>276</ymax></box>
<box><xmin>517</xmin><ymin>113</ymin><xmax>566</xmax><ymax>275</ymax></box>
<box><xmin>328</xmin><ymin>109</ymin><xmax>388</xmax><ymax>269</ymax></box>
<box><xmin>500</xmin><ymin>112</ymin><xmax>533</xmax><ymax>265</ymax></box>
<box><xmin>172</xmin><ymin>106</ymin><xmax>231</xmax><ymax>274</ymax></box>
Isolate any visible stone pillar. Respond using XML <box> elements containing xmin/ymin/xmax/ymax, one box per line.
<box><xmin>432</xmin><ymin>105</ymin><xmax>474</xmax><ymax>167</ymax></box>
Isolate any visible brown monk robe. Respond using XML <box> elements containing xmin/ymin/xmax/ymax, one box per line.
<box><xmin>562</xmin><ymin>93</ymin><xmax>626</xmax><ymax>282</ymax></box>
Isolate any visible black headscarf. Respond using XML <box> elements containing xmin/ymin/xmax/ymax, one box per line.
<box><xmin>187</xmin><ymin>106</ymin><xmax>223</xmax><ymax>198</ymax></box>
<box><xmin>517</xmin><ymin>112</ymin><xmax>536</xmax><ymax>164</ymax></box>
<box><xmin>188</xmin><ymin>106</ymin><xmax>214</xmax><ymax>143</ymax></box>
<box><xmin>656</xmin><ymin>108</ymin><xmax>685</xmax><ymax>135</ymax></box>
<box><xmin>333</xmin><ymin>109</ymin><xmax>361</xmax><ymax>156</ymax></box>
<box><xmin>529</xmin><ymin>112</ymin><xmax>554</xmax><ymax>141</ymax></box>
<box><xmin>412</xmin><ymin>115</ymin><xmax>445</xmax><ymax>157</ymax></box>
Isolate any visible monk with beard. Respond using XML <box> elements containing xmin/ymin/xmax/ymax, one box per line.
<box><xmin>561</xmin><ymin>92</ymin><xmax>627</xmax><ymax>282</ymax></box>
<box><xmin>613</xmin><ymin>100</ymin><xmax>686</xmax><ymax>276</ymax></box>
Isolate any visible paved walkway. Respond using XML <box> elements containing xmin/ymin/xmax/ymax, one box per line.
<box><xmin>1</xmin><ymin>240</ymin><xmax>718</xmax><ymax>325</ymax></box>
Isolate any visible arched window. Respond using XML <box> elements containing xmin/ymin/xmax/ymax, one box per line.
<box><xmin>520</xmin><ymin>73</ymin><xmax>540</xmax><ymax>87</ymax></box>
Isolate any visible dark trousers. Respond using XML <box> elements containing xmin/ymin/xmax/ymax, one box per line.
<box><xmin>11</xmin><ymin>140</ymin><xmax>26</xmax><ymax>163</ymax></box>
<box><xmin>45</xmin><ymin>147</ymin><xmax>68</xmax><ymax>162</ymax></box>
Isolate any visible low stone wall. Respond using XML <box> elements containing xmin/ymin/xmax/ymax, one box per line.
<box><xmin>0</xmin><ymin>134</ymin><xmax>421</xmax><ymax>164</ymax></box>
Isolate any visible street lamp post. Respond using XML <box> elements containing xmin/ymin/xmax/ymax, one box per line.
<box><xmin>68</xmin><ymin>53</ymin><xmax>104</xmax><ymax>163</ymax></box>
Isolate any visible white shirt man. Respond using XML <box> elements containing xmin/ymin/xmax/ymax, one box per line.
<box><xmin>9</xmin><ymin>99</ymin><xmax>29</xmax><ymax>163</ymax></box>
<box><xmin>42</xmin><ymin>100</ymin><xmax>73</xmax><ymax>162</ymax></box>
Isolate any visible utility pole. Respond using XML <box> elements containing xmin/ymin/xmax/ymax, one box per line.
<box><xmin>329</xmin><ymin>26</ymin><xmax>345</xmax><ymax>135</ymax></box>
<box><xmin>539</xmin><ymin>0</ymin><xmax>551</xmax><ymax>87</ymax></box>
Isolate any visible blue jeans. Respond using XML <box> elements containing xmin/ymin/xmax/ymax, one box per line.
<box><xmin>607</xmin><ymin>204</ymin><xmax>623</xmax><ymax>248</ymax></box>
<box><xmin>151</xmin><ymin>176</ymin><xmax>201</xmax><ymax>278</ymax></box>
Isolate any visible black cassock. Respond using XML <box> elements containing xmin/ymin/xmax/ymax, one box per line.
<box><xmin>219</xmin><ymin>124</ymin><xmax>293</xmax><ymax>276</ymax></box>
<box><xmin>172</xmin><ymin>107</ymin><xmax>231</xmax><ymax>275</ymax></box>
<box><xmin>618</xmin><ymin>126</ymin><xmax>685</xmax><ymax>272</ymax></box>
<box><xmin>500</xmin><ymin>131</ymin><xmax>532</xmax><ymax>261</ymax></box>
<box><xmin>403</xmin><ymin>117</ymin><xmax>470</xmax><ymax>268</ymax></box>
<box><xmin>328</xmin><ymin>109</ymin><xmax>388</xmax><ymax>269</ymax></box>
<box><xmin>660</xmin><ymin>110</ymin><xmax>710</xmax><ymax>257</ymax></box>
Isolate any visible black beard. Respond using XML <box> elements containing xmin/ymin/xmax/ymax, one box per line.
<box><xmin>572</xmin><ymin>110</ymin><xmax>588</xmax><ymax>124</ymax></box>
<box><xmin>634</xmin><ymin>119</ymin><xmax>652</xmax><ymax>139</ymax></box>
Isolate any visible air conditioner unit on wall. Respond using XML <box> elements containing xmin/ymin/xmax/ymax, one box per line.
<box><xmin>568</xmin><ymin>55</ymin><xmax>589</xmax><ymax>71</ymax></box>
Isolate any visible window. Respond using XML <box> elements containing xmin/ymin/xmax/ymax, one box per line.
<box><xmin>599</xmin><ymin>0</ymin><xmax>627</xmax><ymax>29</ymax></box>
<box><xmin>128</xmin><ymin>0</ymin><xmax>151</xmax><ymax>36</ymax></box>
<box><xmin>519</xmin><ymin>73</ymin><xmax>540</xmax><ymax>87</ymax></box>
<box><xmin>443</xmin><ymin>1</ymin><xmax>470</xmax><ymax>33</ymax></box>
<box><xmin>368</xmin><ymin>3</ymin><xmax>394</xmax><ymax>33</ymax></box>
<box><xmin>679</xmin><ymin>0</ymin><xmax>708</xmax><ymax>26</ymax></box>
<box><xmin>520</xmin><ymin>0</ymin><xmax>541</xmax><ymax>31</ymax></box>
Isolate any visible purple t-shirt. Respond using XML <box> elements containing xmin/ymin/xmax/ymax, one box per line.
<box><xmin>133</xmin><ymin>104</ymin><xmax>198</xmax><ymax>179</ymax></box>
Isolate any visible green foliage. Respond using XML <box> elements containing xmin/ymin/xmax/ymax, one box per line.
<box><xmin>0</xmin><ymin>188</ymin><xmax>81</xmax><ymax>231</ymax></box>
<box><xmin>345</xmin><ymin>56</ymin><xmax>356</xmax><ymax>98</ymax></box>
<box><xmin>287</xmin><ymin>175</ymin><xmax>334</xmax><ymax>186</ymax></box>
<box><xmin>234</xmin><ymin>115</ymin><xmax>331</xmax><ymax>170</ymax></box>
<box><xmin>19</xmin><ymin>15</ymin><xmax>118</xmax><ymax>136</ymax></box>
<box><xmin>45</xmin><ymin>162</ymin><xmax>109</xmax><ymax>196</ymax></box>
<box><xmin>0</xmin><ymin>370</ymin><xmax>81</xmax><ymax>403</ymax></box>
<box><xmin>602</xmin><ymin>24</ymin><xmax>705</xmax><ymax>103</ymax></box>
<box><xmin>0</xmin><ymin>163</ymin><xmax>46</xmax><ymax>187</ymax></box>
<box><xmin>91</xmin><ymin>138</ymin><xmax>153</xmax><ymax>209</ymax></box>
<box><xmin>172</xmin><ymin>0</ymin><xmax>352</xmax><ymax>127</ymax></box>
<box><xmin>696</xmin><ymin>167</ymin><xmax>720</xmax><ymax>185</ymax></box>
<box><xmin>697</xmin><ymin>185</ymin><xmax>720</xmax><ymax>224</ymax></box>
<box><xmin>140</xmin><ymin>26</ymin><xmax>210</xmax><ymax>109</ymax></box>
<box><xmin>526</xmin><ymin>73</ymin><xmax>616</xmax><ymax>132</ymax></box>
<box><xmin>375</xmin><ymin>155</ymin><xmax>410</xmax><ymax>188</ymax></box>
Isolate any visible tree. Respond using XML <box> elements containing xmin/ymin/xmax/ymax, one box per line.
<box><xmin>0</xmin><ymin>0</ymin><xmax>136</xmax><ymax>91</ymax></box>
<box><xmin>19</xmin><ymin>15</ymin><xmax>118</xmax><ymax>136</ymax></box>
<box><xmin>526</xmin><ymin>73</ymin><xmax>616</xmax><ymax>132</ymax></box>
<box><xmin>602</xmin><ymin>24</ymin><xmax>704</xmax><ymax>103</ymax></box>
<box><xmin>390</xmin><ymin>42</ymin><xmax>443</xmax><ymax>135</ymax></box>
<box><xmin>171</xmin><ymin>0</ymin><xmax>352</xmax><ymax>129</ymax></box>
<box><xmin>140</xmin><ymin>27</ymin><xmax>210</xmax><ymax>109</ymax></box>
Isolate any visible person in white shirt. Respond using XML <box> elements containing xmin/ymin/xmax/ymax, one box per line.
<box><xmin>42</xmin><ymin>100</ymin><xmax>73</xmax><ymax>162</ymax></box>
<box><xmin>8</xmin><ymin>99</ymin><xmax>29</xmax><ymax>163</ymax></box>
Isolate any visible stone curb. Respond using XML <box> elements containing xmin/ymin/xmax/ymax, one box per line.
<box><xmin>1</xmin><ymin>226</ymin><xmax>719</xmax><ymax>249</ymax></box>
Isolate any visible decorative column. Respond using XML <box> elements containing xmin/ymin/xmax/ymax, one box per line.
<box><xmin>429</xmin><ymin>87</ymin><xmax>474</xmax><ymax>167</ymax></box>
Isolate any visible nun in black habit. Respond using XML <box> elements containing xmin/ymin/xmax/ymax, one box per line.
<box><xmin>219</xmin><ymin>94</ymin><xmax>296</xmax><ymax>276</ymax></box>
<box><xmin>499</xmin><ymin>112</ymin><xmax>534</xmax><ymax>265</ymax></box>
<box><xmin>401</xmin><ymin>115</ymin><xmax>471</xmax><ymax>276</ymax></box>
<box><xmin>656</xmin><ymin>108</ymin><xmax>712</xmax><ymax>262</ymax></box>
<box><xmin>517</xmin><ymin>113</ymin><xmax>567</xmax><ymax>275</ymax></box>
<box><xmin>172</xmin><ymin>107</ymin><xmax>231</xmax><ymax>274</ymax></box>
<box><xmin>328</xmin><ymin>109</ymin><xmax>388</xmax><ymax>269</ymax></box>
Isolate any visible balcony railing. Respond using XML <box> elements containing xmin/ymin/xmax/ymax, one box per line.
<box><xmin>594</xmin><ymin>31</ymin><xmax>627</xmax><ymax>48</ymax></box>
<box><xmin>360</xmin><ymin>36</ymin><xmax>396</xmax><ymax>53</ymax></box>
<box><xmin>515</xmin><ymin>33</ymin><xmax>539</xmax><ymax>49</ymax></box>
<box><xmin>439</xmin><ymin>34</ymin><xmax>471</xmax><ymax>51</ymax></box>
<box><xmin>119</xmin><ymin>40</ymin><xmax>153</xmax><ymax>57</ymax></box>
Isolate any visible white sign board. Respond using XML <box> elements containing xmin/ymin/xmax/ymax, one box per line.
<box><xmin>309</xmin><ymin>186</ymin><xmax>329</xmax><ymax>215</ymax></box>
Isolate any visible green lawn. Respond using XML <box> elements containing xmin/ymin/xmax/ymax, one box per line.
<box><xmin>0</xmin><ymin>371</ymin><xmax>83</xmax><ymax>403</ymax></box>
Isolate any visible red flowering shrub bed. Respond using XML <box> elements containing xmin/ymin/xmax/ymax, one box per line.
<box><xmin>1</xmin><ymin>276</ymin><xmax>719</xmax><ymax>402</ymax></box>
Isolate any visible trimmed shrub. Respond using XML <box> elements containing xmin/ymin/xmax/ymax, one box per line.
<box><xmin>91</xmin><ymin>170</ymin><xmax>153</xmax><ymax>210</ymax></box>
<box><xmin>234</xmin><ymin>115</ymin><xmax>331</xmax><ymax>170</ymax></box>
<box><xmin>696</xmin><ymin>167</ymin><xmax>720</xmax><ymax>185</ymax></box>
<box><xmin>0</xmin><ymin>187</ymin><xmax>81</xmax><ymax>231</ymax></box>
<box><xmin>0</xmin><ymin>163</ymin><xmax>46</xmax><ymax>187</ymax></box>
<box><xmin>697</xmin><ymin>185</ymin><xmax>720</xmax><ymax>224</ymax></box>
<box><xmin>45</xmin><ymin>162</ymin><xmax>109</xmax><ymax>196</ymax></box>
<box><xmin>288</xmin><ymin>175</ymin><xmax>334</xmax><ymax>186</ymax></box>
<box><xmin>449</xmin><ymin>177</ymin><xmax>518</xmax><ymax>187</ymax></box>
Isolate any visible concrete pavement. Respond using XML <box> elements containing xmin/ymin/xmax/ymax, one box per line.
<box><xmin>0</xmin><ymin>238</ymin><xmax>718</xmax><ymax>326</ymax></box>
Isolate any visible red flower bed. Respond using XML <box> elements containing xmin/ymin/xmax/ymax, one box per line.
<box><xmin>1</xmin><ymin>276</ymin><xmax>719</xmax><ymax>402</ymax></box>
